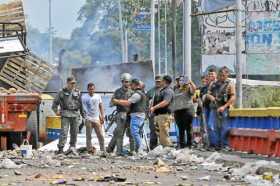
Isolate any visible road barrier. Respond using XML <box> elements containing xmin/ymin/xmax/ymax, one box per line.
<box><xmin>229</xmin><ymin>128</ymin><xmax>280</xmax><ymax>157</ymax></box>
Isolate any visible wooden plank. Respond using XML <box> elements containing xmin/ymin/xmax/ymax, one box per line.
<box><xmin>0</xmin><ymin>74</ymin><xmax>24</xmax><ymax>90</ymax></box>
<box><xmin>7</xmin><ymin>57</ymin><xmax>25</xmax><ymax>67</ymax></box>
<box><xmin>0</xmin><ymin>70</ymin><xmax>26</xmax><ymax>86</ymax></box>
<box><xmin>2</xmin><ymin>67</ymin><xmax>26</xmax><ymax>80</ymax></box>
<box><xmin>5</xmin><ymin>61</ymin><xmax>25</xmax><ymax>73</ymax></box>
<box><xmin>5</xmin><ymin>63</ymin><xmax>26</xmax><ymax>76</ymax></box>
<box><xmin>0</xmin><ymin>52</ymin><xmax>54</xmax><ymax>91</ymax></box>
<box><xmin>0</xmin><ymin>0</ymin><xmax>25</xmax><ymax>30</ymax></box>
<box><xmin>2</xmin><ymin>66</ymin><xmax>27</xmax><ymax>81</ymax></box>
<box><xmin>0</xmin><ymin>65</ymin><xmax>26</xmax><ymax>83</ymax></box>
<box><xmin>6</xmin><ymin>59</ymin><xmax>51</xmax><ymax>85</ymax></box>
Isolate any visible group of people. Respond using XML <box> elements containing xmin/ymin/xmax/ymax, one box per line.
<box><xmin>198</xmin><ymin>67</ymin><xmax>236</xmax><ymax>149</ymax></box>
<box><xmin>52</xmin><ymin>66</ymin><xmax>236</xmax><ymax>156</ymax></box>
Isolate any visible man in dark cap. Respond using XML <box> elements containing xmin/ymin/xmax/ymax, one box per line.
<box><xmin>150</xmin><ymin>75</ymin><xmax>174</xmax><ymax>147</ymax></box>
<box><xmin>52</xmin><ymin>76</ymin><xmax>84</xmax><ymax>155</ymax></box>
<box><xmin>146</xmin><ymin>75</ymin><xmax>163</xmax><ymax>149</ymax></box>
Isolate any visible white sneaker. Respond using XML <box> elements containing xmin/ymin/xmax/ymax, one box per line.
<box><xmin>137</xmin><ymin>149</ymin><xmax>147</xmax><ymax>157</ymax></box>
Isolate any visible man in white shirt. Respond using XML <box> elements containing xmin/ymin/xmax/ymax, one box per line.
<box><xmin>82</xmin><ymin>83</ymin><xmax>105</xmax><ymax>153</ymax></box>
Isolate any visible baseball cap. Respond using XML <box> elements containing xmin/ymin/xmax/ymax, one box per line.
<box><xmin>155</xmin><ymin>75</ymin><xmax>162</xmax><ymax>82</ymax></box>
<box><xmin>162</xmin><ymin>75</ymin><xmax>172</xmax><ymax>84</ymax></box>
<box><xmin>131</xmin><ymin>78</ymin><xmax>140</xmax><ymax>85</ymax></box>
<box><xmin>67</xmin><ymin>76</ymin><xmax>76</xmax><ymax>84</ymax></box>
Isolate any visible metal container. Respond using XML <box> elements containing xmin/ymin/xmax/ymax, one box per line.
<box><xmin>46</xmin><ymin>116</ymin><xmax>61</xmax><ymax>142</ymax></box>
<box><xmin>27</xmin><ymin>94</ymin><xmax>55</xmax><ymax>144</ymax></box>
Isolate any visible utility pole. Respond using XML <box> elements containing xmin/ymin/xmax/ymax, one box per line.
<box><xmin>157</xmin><ymin>0</ymin><xmax>161</xmax><ymax>75</ymax></box>
<box><xmin>184</xmin><ymin>0</ymin><xmax>192</xmax><ymax>78</ymax></box>
<box><xmin>171</xmin><ymin>0</ymin><xmax>177</xmax><ymax>80</ymax></box>
<box><xmin>183</xmin><ymin>2</ymin><xmax>185</xmax><ymax>75</ymax></box>
<box><xmin>151</xmin><ymin>0</ymin><xmax>156</xmax><ymax>75</ymax></box>
<box><xmin>236</xmin><ymin>0</ymin><xmax>243</xmax><ymax>108</ymax></box>
<box><xmin>49</xmin><ymin>0</ymin><xmax>53</xmax><ymax>64</ymax></box>
<box><xmin>164</xmin><ymin>0</ymin><xmax>168</xmax><ymax>75</ymax></box>
<box><xmin>124</xmin><ymin>28</ymin><xmax>128</xmax><ymax>63</ymax></box>
<box><xmin>118</xmin><ymin>0</ymin><xmax>126</xmax><ymax>63</ymax></box>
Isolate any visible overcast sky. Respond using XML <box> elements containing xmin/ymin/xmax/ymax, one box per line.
<box><xmin>0</xmin><ymin>0</ymin><xmax>86</xmax><ymax>38</ymax></box>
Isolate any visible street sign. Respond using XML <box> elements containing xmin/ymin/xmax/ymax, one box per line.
<box><xmin>133</xmin><ymin>24</ymin><xmax>151</xmax><ymax>31</ymax></box>
<box><xmin>134</xmin><ymin>11</ymin><xmax>151</xmax><ymax>31</ymax></box>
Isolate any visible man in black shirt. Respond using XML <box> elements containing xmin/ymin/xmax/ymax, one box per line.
<box><xmin>150</xmin><ymin>75</ymin><xmax>174</xmax><ymax>147</ymax></box>
<box><xmin>146</xmin><ymin>75</ymin><xmax>163</xmax><ymax>149</ymax></box>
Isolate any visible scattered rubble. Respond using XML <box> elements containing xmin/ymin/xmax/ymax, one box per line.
<box><xmin>50</xmin><ymin>179</ymin><xmax>67</xmax><ymax>185</ymax></box>
<box><xmin>233</xmin><ymin>160</ymin><xmax>278</xmax><ymax>177</ymax></box>
<box><xmin>96</xmin><ymin>176</ymin><xmax>127</xmax><ymax>182</ymax></box>
<box><xmin>0</xmin><ymin>159</ymin><xmax>23</xmax><ymax>169</ymax></box>
<box><xmin>1</xmin><ymin>141</ymin><xmax>278</xmax><ymax>185</ymax></box>
<box><xmin>198</xmin><ymin>175</ymin><xmax>211</xmax><ymax>181</ymax></box>
<box><xmin>14</xmin><ymin>170</ymin><xmax>22</xmax><ymax>176</ymax></box>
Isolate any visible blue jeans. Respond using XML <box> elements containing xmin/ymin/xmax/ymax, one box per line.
<box><xmin>208</xmin><ymin>108</ymin><xmax>229</xmax><ymax>147</ymax></box>
<box><xmin>130</xmin><ymin>114</ymin><xmax>145</xmax><ymax>152</ymax></box>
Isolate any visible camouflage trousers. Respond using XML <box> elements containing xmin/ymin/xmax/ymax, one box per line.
<box><xmin>57</xmin><ymin>117</ymin><xmax>80</xmax><ymax>150</ymax></box>
<box><xmin>154</xmin><ymin>114</ymin><xmax>173</xmax><ymax>147</ymax></box>
<box><xmin>107</xmin><ymin>112</ymin><xmax>135</xmax><ymax>154</ymax></box>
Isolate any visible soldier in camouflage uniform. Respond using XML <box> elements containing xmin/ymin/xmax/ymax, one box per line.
<box><xmin>52</xmin><ymin>77</ymin><xmax>84</xmax><ymax>155</ymax></box>
<box><xmin>107</xmin><ymin>73</ymin><xmax>135</xmax><ymax>155</ymax></box>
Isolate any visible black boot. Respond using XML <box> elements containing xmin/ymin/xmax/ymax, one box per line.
<box><xmin>55</xmin><ymin>148</ymin><xmax>64</xmax><ymax>155</ymax></box>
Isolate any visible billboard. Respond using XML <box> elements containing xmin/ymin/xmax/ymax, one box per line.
<box><xmin>200</xmin><ymin>0</ymin><xmax>235</xmax><ymax>12</ymax></box>
<box><xmin>201</xmin><ymin>0</ymin><xmax>280</xmax><ymax>75</ymax></box>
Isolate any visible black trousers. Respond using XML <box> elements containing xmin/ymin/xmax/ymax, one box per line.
<box><xmin>174</xmin><ymin>109</ymin><xmax>193</xmax><ymax>148</ymax></box>
<box><xmin>149</xmin><ymin>116</ymin><xmax>158</xmax><ymax>150</ymax></box>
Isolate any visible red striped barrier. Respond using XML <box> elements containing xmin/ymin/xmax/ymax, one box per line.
<box><xmin>229</xmin><ymin>128</ymin><xmax>280</xmax><ymax>157</ymax></box>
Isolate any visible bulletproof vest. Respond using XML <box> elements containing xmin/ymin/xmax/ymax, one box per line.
<box><xmin>170</xmin><ymin>88</ymin><xmax>194</xmax><ymax>112</ymax></box>
<box><xmin>211</xmin><ymin>80</ymin><xmax>230</xmax><ymax>106</ymax></box>
<box><xmin>131</xmin><ymin>90</ymin><xmax>146</xmax><ymax>113</ymax></box>
<box><xmin>59</xmin><ymin>88</ymin><xmax>81</xmax><ymax>110</ymax></box>
<box><xmin>114</xmin><ymin>87</ymin><xmax>133</xmax><ymax>112</ymax></box>
<box><xmin>199</xmin><ymin>86</ymin><xmax>208</xmax><ymax>98</ymax></box>
<box><xmin>153</xmin><ymin>86</ymin><xmax>173</xmax><ymax>115</ymax></box>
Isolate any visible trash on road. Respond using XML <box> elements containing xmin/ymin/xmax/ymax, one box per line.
<box><xmin>198</xmin><ymin>175</ymin><xmax>211</xmax><ymax>181</ymax></box>
<box><xmin>0</xmin><ymin>159</ymin><xmax>22</xmax><ymax>169</ymax></box>
<box><xmin>96</xmin><ymin>176</ymin><xmax>127</xmax><ymax>182</ymax></box>
<box><xmin>50</xmin><ymin>179</ymin><xmax>67</xmax><ymax>185</ymax></box>
<box><xmin>14</xmin><ymin>170</ymin><xmax>22</xmax><ymax>175</ymax></box>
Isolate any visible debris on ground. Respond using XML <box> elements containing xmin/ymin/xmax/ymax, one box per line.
<box><xmin>198</xmin><ymin>175</ymin><xmax>211</xmax><ymax>181</ymax></box>
<box><xmin>244</xmin><ymin>175</ymin><xmax>272</xmax><ymax>186</ymax></box>
<box><xmin>96</xmin><ymin>176</ymin><xmax>127</xmax><ymax>182</ymax></box>
<box><xmin>175</xmin><ymin>149</ymin><xmax>204</xmax><ymax>164</ymax></box>
<box><xmin>73</xmin><ymin>177</ymin><xmax>85</xmax><ymax>181</ymax></box>
<box><xmin>14</xmin><ymin>170</ymin><xmax>22</xmax><ymax>175</ymax></box>
<box><xmin>50</xmin><ymin>179</ymin><xmax>67</xmax><ymax>185</ymax></box>
<box><xmin>153</xmin><ymin>158</ymin><xmax>171</xmax><ymax>173</ymax></box>
<box><xmin>180</xmin><ymin>176</ymin><xmax>188</xmax><ymax>180</ymax></box>
<box><xmin>233</xmin><ymin>160</ymin><xmax>278</xmax><ymax>177</ymax></box>
<box><xmin>0</xmin><ymin>158</ymin><xmax>23</xmax><ymax>169</ymax></box>
<box><xmin>33</xmin><ymin>173</ymin><xmax>42</xmax><ymax>179</ymax></box>
<box><xmin>0</xmin><ymin>139</ymin><xmax>278</xmax><ymax>185</ymax></box>
<box><xmin>153</xmin><ymin>158</ymin><xmax>166</xmax><ymax>167</ymax></box>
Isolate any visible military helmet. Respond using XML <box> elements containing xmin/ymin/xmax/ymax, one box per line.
<box><xmin>120</xmin><ymin>73</ymin><xmax>132</xmax><ymax>81</ymax></box>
